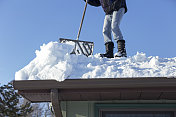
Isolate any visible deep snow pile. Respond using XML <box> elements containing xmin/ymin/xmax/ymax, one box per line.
<box><xmin>15</xmin><ymin>41</ymin><xmax>176</xmax><ymax>81</ymax></box>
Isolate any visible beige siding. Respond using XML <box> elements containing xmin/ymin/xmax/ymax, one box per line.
<box><xmin>61</xmin><ymin>101</ymin><xmax>93</xmax><ymax>117</ymax></box>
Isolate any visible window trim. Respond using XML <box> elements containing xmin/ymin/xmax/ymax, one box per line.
<box><xmin>95</xmin><ymin>104</ymin><xmax>176</xmax><ymax>117</ymax></box>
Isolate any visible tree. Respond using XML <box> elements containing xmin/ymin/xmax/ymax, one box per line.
<box><xmin>0</xmin><ymin>82</ymin><xmax>33</xmax><ymax>117</ymax></box>
<box><xmin>27</xmin><ymin>103</ymin><xmax>54</xmax><ymax>117</ymax></box>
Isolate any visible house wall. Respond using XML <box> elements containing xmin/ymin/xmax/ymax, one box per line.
<box><xmin>60</xmin><ymin>101</ymin><xmax>176</xmax><ymax>117</ymax></box>
<box><xmin>61</xmin><ymin>101</ymin><xmax>94</xmax><ymax>117</ymax></box>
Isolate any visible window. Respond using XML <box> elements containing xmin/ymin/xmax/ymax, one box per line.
<box><xmin>95</xmin><ymin>104</ymin><xmax>176</xmax><ymax>117</ymax></box>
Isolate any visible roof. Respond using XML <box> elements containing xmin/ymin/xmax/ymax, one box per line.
<box><xmin>13</xmin><ymin>77</ymin><xmax>176</xmax><ymax>102</ymax></box>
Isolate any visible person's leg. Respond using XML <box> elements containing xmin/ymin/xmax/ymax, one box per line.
<box><xmin>111</xmin><ymin>8</ymin><xmax>125</xmax><ymax>42</ymax></box>
<box><xmin>111</xmin><ymin>8</ymin><xmax>127</xmax><ymax>57</ymax></box>
<box><xmin>101</xmin><ymin>14</ymin><xmax>114</xmax><ymax>58</ymax></box>
<box><xmin>103</xmin><ymin>14</ymin><xmax>113</xmax><ymax>44</ymax></box>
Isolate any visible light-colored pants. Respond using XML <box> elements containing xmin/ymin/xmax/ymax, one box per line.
<box><xmin>103</xmin><ymin>8</ymin><xmax>125</xmax><ymax>44</ymax></box>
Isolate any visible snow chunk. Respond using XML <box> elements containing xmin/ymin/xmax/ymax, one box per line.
<box><xmin>15</xmin><ymin>41</ymin><xmax>176</xmax><ymax>82</ymax></box>
<box><xmin>15</xmin><ymin>41</ymin><xmax>74</xmax><ymax>81</ymax></box>
<box><xmin>149</xmin><ymin>56</ymin><xmax>160</xmax><ymax>67</ymax></box>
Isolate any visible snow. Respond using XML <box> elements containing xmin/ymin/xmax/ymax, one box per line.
<box><xmin>15</xmin><ymin>41</ymin><xmax>176</xmax><ymax>82</ymax></box>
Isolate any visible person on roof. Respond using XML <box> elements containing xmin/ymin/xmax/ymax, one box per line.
<box><xmin>84</xmin><ymin>0</ymin><xmax>128</xmax><ymax>58</ymax></box>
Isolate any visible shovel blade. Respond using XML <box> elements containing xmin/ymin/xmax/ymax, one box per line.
<box><xmin>59</xmin><ymin>38</ymin><xmax>94</xmax><ymax>56</ymax></box>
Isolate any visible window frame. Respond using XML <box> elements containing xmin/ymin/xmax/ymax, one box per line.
<box><xmin>95</xmin><ymin>104</ymin><xmax>176</xmax><ymax>117</ymax></box>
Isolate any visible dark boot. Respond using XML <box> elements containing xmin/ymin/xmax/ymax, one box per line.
<box><xmin>100</xmin><ymin>42</ymin><xmax>114</xmax><ymax>58</ymax></box>
<box><xmin>115</xmin><ymin>40</ymin><xmax>127</xmax><ymax>57</ymax></box>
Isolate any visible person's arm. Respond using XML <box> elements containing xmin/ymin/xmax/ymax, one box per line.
<box><xmin>83</xmin><ymin>0</ymin><xmax>101</xmax><ymax>7</ymax></box>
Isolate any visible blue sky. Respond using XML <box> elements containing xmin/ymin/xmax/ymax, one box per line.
<box><xmin>0</xmin><ymin>0</ymin><xmax>176</xmax><ymax>85</ymax></box>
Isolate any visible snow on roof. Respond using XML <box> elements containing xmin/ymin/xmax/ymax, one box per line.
<box><xmin>15</xmin><ymin>41</ymin><xmax>176</xmax><ymax>82</ymax></box>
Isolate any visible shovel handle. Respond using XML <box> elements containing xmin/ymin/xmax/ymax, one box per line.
<box><xmin>76</xmin><ymin>0</ymin><xmax>88</xmax><ymax>40</ymax></box>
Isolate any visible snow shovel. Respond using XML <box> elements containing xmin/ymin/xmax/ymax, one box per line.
<box><xmin>59</xmin><ymin>0</ymin><xmax>94</xmax><ymax>57</ymax></box>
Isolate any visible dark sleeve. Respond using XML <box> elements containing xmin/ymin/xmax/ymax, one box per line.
<box><xmin>84</xmin><ymin>0</ymin><xmax>101</xmax><ymax>7</ymax></box>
